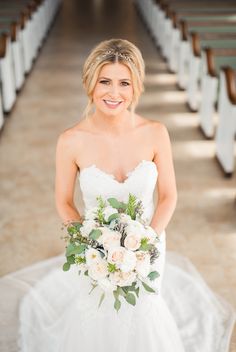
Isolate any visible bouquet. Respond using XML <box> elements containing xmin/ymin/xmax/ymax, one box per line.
<box><xmin>61</xmin><ymin>193</ymin><xmax>160</xmax><ymax>312</ymax></box>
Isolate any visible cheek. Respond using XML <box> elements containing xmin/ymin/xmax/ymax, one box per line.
<box><xmin>93</xmin><ymin>85</ymin><xmax>107</xmax><ymax>99</ymax></box>
<box><xmin>124</xmin><ymin>87</ymin><xmax>134</xmax><ymax>101</ymax></box>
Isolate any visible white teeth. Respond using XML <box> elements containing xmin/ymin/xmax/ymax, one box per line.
<box><xmin>104</xmin><ymin>100</ymin><xmax>121</xmax><ymax>105</ymax></box>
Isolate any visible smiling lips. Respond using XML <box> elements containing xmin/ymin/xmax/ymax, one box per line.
<box><xmin>103</xmin><ymin>100</ymin><xmax>123</xmax><ymax>109</ymax></box>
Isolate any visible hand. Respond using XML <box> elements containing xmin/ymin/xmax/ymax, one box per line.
<box><xmin>62</xmin><ymin>217</ymin><xmax>84</xmax><ymax>227</ymax></box>
<box><xmin>149</xmin><ymin>224</ymin><xmax>160</xmax><ymax>238</ymax></box>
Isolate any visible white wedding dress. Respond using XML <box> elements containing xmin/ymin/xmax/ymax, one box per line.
<box><xmin>0</xmin><ymin>160</ymin><xmax>235</xmax><ymax>352</ymax></box>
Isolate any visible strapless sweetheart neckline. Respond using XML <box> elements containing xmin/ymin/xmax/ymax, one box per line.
<box><xmin>79</xmin><ymin>159</ymin><xmax>157</xmax><ymax>184</ymax></box>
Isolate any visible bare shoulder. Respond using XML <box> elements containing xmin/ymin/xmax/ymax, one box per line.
<box><xmin>136</xmin><ymin>115</ymin><xmax>169</xmax><ymax>139</ymax></box>
<box><xmin>56</xmin><ymin>119</ymin><xmax>90</xmax><ymax>149</ymax></box>
<box><xmin>149</xmin><ymin>120</ymin><xmax>170</xmax><ymax>140</ymax></box>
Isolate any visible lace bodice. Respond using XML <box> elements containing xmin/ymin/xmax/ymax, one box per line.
<box><xmin>79</xmin><ymin>160</ymin><xmax>158</xmax><ymax>223</ymax></box>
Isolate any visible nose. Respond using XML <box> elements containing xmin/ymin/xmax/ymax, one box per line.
<box><xmin>108</xmin><ymin>83</ymin><xmax>120</xmax><ymax>98</ymax></box>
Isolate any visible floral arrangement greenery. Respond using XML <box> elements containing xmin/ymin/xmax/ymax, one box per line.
<box><xmin>61</xmin><ymin>193</ymin><xmax>160</xmax><ymax>312</ymax></box>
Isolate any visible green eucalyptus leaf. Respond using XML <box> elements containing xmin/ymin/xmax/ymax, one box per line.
<box><xmin>114</xmin><ymin>298</ymin><xmax>121</xmax><ymax>312</ymax></box>
<box><xmin>123</xmin><ymin>283</ymin><xmax>137</xmax><ymax>292</ymax></box>
<box><xmin>113</xmin><ymin>290</ymin><xmax>119</xmax><ymax>299</ymax></box>
<box><xmin>147</xmin><ymin>271</ymin><xmax>160</xmax><ymax>281</ymax></box>
<box><xmin>113</xmin><ymin>289</ymin><xmax>119</xmax><ymax>300</ymax></box>
<box><xmin>117</xmin><ymin>287</ymin><xmax>126</xmax><ymax>297</ymax></box>
<box><xmin>63</xmin><ymin>262</ymin><xmax>70</xmax><ymax>271</ymax></box>
<box><xmin>73</xmin><ymin>222</ymin><xmax>83</xmax><ymax>231</ymax></box>
<box><xmin>125</xmin><ymin>292</ymin><xmax>136</xmax><ymax>306</ymax></box>
<box><xmin>67</xmin><ymin>244</ymin><xmax>87</xmax><ymax>256</ymax></box>
<box><xmin>98</xmin><ymin>292</ymin><xmax>105</xmax><ymax>308</ymax></box>
<box><xmin>89</xmin><ymin>229</ymin><xmax>102</xmax><ymax>240</ymax></box>
<box><xmin>66</xmin><ymin>243</ymin><xmax>76</xmax><ymax>256</ymax></box>
<box><xmin>66</xmin><ymin>255</ymin><xmax>75</xmax><ymax>264</ymax></box>
<box><xmin>121</xmin><ymin>287</ymin><xmax>128</xmax><ymax>294</ymax></box>
<box><xmin>141</xmin><ymin>281</ymin><xmax>155</xmax><ymax>293</ymax></box>
<box><xmin>108</xmin><ymin>213</ymin><xmax>120</xmax><ymax>222</ymax></box>
<box><xmin>107</xmin><ymin>198</ymin><xmax>126</xmax><ymax>210</ymax></box>
<box><xmin>135</xmin><ymin>286</ymin><xmax>140</xmax><ymax>298</ymax></box>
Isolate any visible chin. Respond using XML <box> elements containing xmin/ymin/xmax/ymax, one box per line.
<box><xmin>98</xmin><ymin>106</ymin><xmax>128</xmax><ymax>117</ymax></box>
<box><xmin>106</xmin><ymin>109</ymin><xmax>124</xmax><ymax>116</ymax></box>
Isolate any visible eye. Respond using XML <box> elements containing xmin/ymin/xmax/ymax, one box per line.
<box><xmin>99</xmin><ymin>80</ymin><xmax>110</xmax><ymax>85</ymax></box>
<box><xmin>121</xmin><ymin>81</ymin><xmax>130</xmax><ymax>86</ymax></box>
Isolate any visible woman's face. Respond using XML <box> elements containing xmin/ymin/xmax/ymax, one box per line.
<box><xmin>92</xmin><ymin>62</ymin><xmax>133</xmax><ymax>116</ymax></box>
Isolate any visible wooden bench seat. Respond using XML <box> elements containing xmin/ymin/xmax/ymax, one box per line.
<box><xmin>215</xmin><ymin>66</ymin><xmax>236</xmax><ymax>175</ymax></box>
<box><xmin>134</xmin><ymin>0</ymin><xmax>236</xmax><ymax>176</ymax></box>
<box><xmin>149</xmin><ymin>3</ymin><xmax>236</xmax><ymax>72</ymax></box>
<box><xmin>191</xmin><ymin>32</ymin><xmax>236</xmax><ymax>57</ymax></box>
<box><xmin>187</xmin><ymin>34</ymin><xmax>236</xmax><ymax>111</ymax></box>
<box><xmin>199</xmin><ymin>48</ymin><xmax>236</xmax><ymax>138</ymax></box>
<box><xmin>0</xmin><ymin>8</ymin><xmax>32</xmax><ymax>116</ymax></box>
<box><xmin>0</xmin><ymin>0</ymin><xmax>62</xmax><ymax>128</ymax></box>
<box><xmin>0</xmin><ymin>18</ymin><xmax>25</xmax><ymax>86</ymax></box>
<box><xmin>176</xmin><ymin>22</ymin><xmax>236</xmax><ymax>89</ymax></box>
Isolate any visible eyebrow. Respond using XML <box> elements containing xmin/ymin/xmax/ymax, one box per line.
<box><xmin>98</xmin><ymin>76</ymin><xmax>131</xmax><ymax>81</ymax></box>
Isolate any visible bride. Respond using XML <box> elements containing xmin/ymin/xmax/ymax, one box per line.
<box><xmin>1</xmin><ymin>38</ymin><xmax>235</xmax><ymax>351</ymax></box>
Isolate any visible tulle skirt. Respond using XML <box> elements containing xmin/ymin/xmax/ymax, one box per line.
<box><xmin>0</xmin><ymin>246</ymin><xmax>235</xmax><ymax>352</ymax></box>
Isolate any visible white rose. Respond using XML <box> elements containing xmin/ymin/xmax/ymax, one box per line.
<box><xmin>124</xmin><ymin>233</ymin><xmax>141</xmax><ymax>251</ymax></box>
<box><xmin>107</xmin><ymin>247</ymin><xmax>126</xmax><ymax>266</ymax></box>
<box><xmin>126</xmin><ymin>219</ymin><xmax>144</xmax><ymax>229</ymax></box>
<box><xmin>120</xmin><ymin>250</ymin><xmax>137</xmax><ymax>273</ymax></box>
<box><xmin>110</xmin><ymin>270</ymin><xmax>137</xmax><ymax>287</ymax></box>
<box><xmin>119</xmin><ymin>213</ymin><xmax>132</xmax><ymax>223</ymax></box>
<box><xmin>85</xmin><ymin>248</ymin><xmax>102</xmax><ymax>265</ymax></box>
<box><xmin>88</xmin><ymin>260</ymin><xmax>108</xmax><ymax>281</ymax></box>
<box><xmin>126</xmin><ymin>222</ymin><xmax>146</xmax><ymax>238</ymax></box>
<box><xmin>98</xmin><ymin>278</ymin><xmax>117</xmax><ymax>292</ymax></box>
<box><xmin>108</xmin><ymin>248</ymin><xmax>136</xmax><ymax>272</ymax></box>
<box><xmin>80</xmin><ymin>220</ymin><xmax>97</xmax><ymax>237</ymax></box>
<box><xmin>98</xmin><ymin>228</ymin><xmax>121</xmax><ymax>249</ymax></box>
<box><xmin>103</xmin><ymin>206</ymin><xmax>118</xmax><ymax>222</ymax></box>
<box><xmin>135</xmin><ymin>251</ymin><xmax>151</xmax><ymax>277</ymax></box>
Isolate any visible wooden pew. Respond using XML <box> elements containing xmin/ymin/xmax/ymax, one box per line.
<box><xmin>169</xmin><ymin>14</ymin><xmax>236</xmax><ymax>70</ymax></box>
<box><xmin>156</xmin><ymin>2</ymin><xmax>236</xmax><ymax>61</ymax></box>
<box><xmin>187</xmin><ymin>32</ymin><xmax>236</xmax><ymax>111</ymax></box>
<box><xmin>0</xmin><ymin>30</ymin><xmax>17</xmax><ymax>115</ymax></box>
<box><xmin>215</xmin><ymin>66</ymin><xmax>236</xmax><ymax>176</ymax></box>
<box><xmin>0</xmin><ymin>6</ymin><xmax>31</xmax><ymax>114</ymax></box>
<box><xmin>0</xmin><ymin>0</ymin><xmax>62</xmax><ymax>124</ymax></box>
<box><xmin>199</xmin><ymin>48</ymin><xmax>236</xmax><ymax>138</ymax></box>
<box><xmin>135</xmin><ymin>0</ymin><xmax>236</xmax><ymax>53</ymax></box>
<box><xmin>166</xmin><ymin>14</ymin><xmax>236</xmax><ymax>65</ymax></box>
<box><xmin>175</xmin><ymin>20</ymin><xmax>236</xmax><ymax>89</ymax></box>
<box><xmin>0</xmin><ymin>3</ymin><xmax>44</xmax><ymax>74</ymax></box>
<box><xmin>0</xmin><ymin>19</ymin><xmax>25</xmax><ymax>88</ymax></box>
<box><xmin>134</xmin><ymin>0</ymin><xmax>236</xmax><ymax>176</ymax></box>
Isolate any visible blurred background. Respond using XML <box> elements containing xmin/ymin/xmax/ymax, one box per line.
<box><xmin>0</xmin><ymin>0</ymin><xmax>235</xmax><ymax>348</ymax></box>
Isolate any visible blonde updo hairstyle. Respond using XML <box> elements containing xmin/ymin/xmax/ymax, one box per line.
<box><xmin>82</xmin><ymin>38</ymin><xmax>145</xmax><ymax>118</ymax></box>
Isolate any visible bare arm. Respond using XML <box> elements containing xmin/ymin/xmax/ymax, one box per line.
<box><xmin>149</xmin><ymin>123</ymin><xmax>178</xmax><ymax>235</ymax></box>
<box><xmin>55</xmin><ymin>131</ymin><xmax>83</xmax><ymax>224</ymax></box>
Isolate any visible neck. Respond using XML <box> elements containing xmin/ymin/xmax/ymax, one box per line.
<box><xmin>89</xmin><ymin>109</ymin><xmax>136</xmax><ymax>135</ymax></box>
